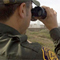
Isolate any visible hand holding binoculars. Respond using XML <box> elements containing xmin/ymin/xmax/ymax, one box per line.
<box><xmin>31</xmin><ymin>0</ymin><xmax>47</xmax><ymax>21</ymax></box>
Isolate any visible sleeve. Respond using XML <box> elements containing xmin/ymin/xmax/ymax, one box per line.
<box><xmin>50</xmin><ymin>28</ymin><xmax>60</xmax><ymax>58</ymax></box>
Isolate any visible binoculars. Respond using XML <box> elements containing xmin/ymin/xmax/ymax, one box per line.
<box><xmin>31</xmin><ymin>6</ymin><xmax>47</xmax><ymax>21</ymax></box>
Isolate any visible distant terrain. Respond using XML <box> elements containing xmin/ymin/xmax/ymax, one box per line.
<box><xmin>26</xmin><ymin>28</ymin><xmax>55</xmax><ymax>52</ymax></box>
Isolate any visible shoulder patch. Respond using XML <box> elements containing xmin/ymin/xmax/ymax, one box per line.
<box><xmin>42</xmin><ymin>47</ymin><xmax>58</xmax><ymax>60</ymax></box>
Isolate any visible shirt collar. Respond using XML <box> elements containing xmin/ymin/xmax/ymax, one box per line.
<box><xmin>0</xmin><ymin>23</ymin><xmax>20</xmax><ymax>35</ymax></box>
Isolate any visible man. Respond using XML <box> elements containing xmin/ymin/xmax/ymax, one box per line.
<box><xmin>0</xmin><ymin>0</ymin><xmax>59</xmax><ymax>60</ymax></box>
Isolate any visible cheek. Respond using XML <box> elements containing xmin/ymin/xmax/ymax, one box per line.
<box><xmin>28</xmin><ymin>13</ymin><xmax>31</xmax><ymax>24</ymax></box>
<box><xmin>29</xmin><ymin>10</ymin><xmax>32</xmax><ymax>22</ymax></box>
<box><xmin>25</xmin><ymin>10</ymin><xmax>31</xmax><ymax>28</ymax></box>
<box><xmin>28</xmin><ymin>11</ymin><xmax>31</xmax><ymax>22</ymax></box>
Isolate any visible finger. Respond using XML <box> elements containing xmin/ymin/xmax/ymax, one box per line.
<box><xmin>54</xmin><ymin>10</ymin><xmax>57</xmax><ymax>14</ymax></box>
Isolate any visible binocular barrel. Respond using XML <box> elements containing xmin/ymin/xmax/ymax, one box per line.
<box><xmin>31</xmin><ymin>6</ymin><xmax>47</xmax><ymax>21</ymax></box>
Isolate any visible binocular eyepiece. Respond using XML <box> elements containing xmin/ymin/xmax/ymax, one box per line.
<box><xmin>31</xmin><ymin>6</ymin><xmax>47</xmax><ymax>21</ymax></box>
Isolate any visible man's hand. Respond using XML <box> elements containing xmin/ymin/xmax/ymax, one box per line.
<box><xmin>36</xmin><ymin>6</ymin><xmax>58</xmax><ymax>31</ymax></box>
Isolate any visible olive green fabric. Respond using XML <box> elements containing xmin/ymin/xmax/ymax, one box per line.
<box><xmin>50</xmin><ymin>28</ymin><xmax>60</xmax><ymax>59</ymax></box>
<box><xmin>0</xmin><ymin>23</ymin><xmax>59</xmax><ymax>60</ymax></box>
<box><xmin>0</xmin><ymin>23</ymin><xmax>43</xmax><ymax>60</ymax></box>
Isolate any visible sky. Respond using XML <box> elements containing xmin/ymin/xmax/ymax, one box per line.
<box><xmin>30</xmin><ymin>0</ymin><xmax>60</xmax><ymax>25</ymax></box>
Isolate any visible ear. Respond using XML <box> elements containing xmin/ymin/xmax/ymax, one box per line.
<box><xmin>18</xmin><ymin>3</ymin><xmax>26</xmax><ymax>18</ymax></box>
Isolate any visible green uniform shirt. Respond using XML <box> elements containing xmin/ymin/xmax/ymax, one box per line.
<box><xmin>0</xmin><ymin>23</ymin><xmax>58</xmax><ymax>60</ymax></box>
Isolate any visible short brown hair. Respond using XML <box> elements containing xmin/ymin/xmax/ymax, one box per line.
<box><xmin>0</xmin><ymin>1</ymin><xmax>31</xmax><ymax>22</ymax></box>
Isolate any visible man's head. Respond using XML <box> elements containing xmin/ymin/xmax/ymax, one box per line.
<box><xmin>0</xmin><ymin>0</ymin><xmax>32</xmax><ymax>21</ymax></box>
<box><xmin>0</xmin><ymin>0</ymin><xmax>40</xmax><ymax>34</ymax></box>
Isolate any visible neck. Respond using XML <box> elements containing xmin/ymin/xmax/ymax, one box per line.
<box><xmin>0</xmin><ymin>10</ymin><xmax>26</xmax><ymax>34</ymax></box>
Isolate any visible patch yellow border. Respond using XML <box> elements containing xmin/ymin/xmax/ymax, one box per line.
<box><xmin>42</xmin><ymin>47</ymin><xmax>59</xmax><ymax>60</ymax></box>
<box><xmin>42</xmin><ymin>48</ymin><xmax>47</xmax><ymax>60</ymax></box>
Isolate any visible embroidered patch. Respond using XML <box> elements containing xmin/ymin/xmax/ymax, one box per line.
<box><xmin>42</xmin><ymin>47</ymin><xmax>58</xmax><ymax>60</ymax></box>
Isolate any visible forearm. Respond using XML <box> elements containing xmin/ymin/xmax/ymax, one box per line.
<box><xmin>50</xmin><ymin>28</ymin><xmax>60</xmax><ymax>57</ymax></box>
